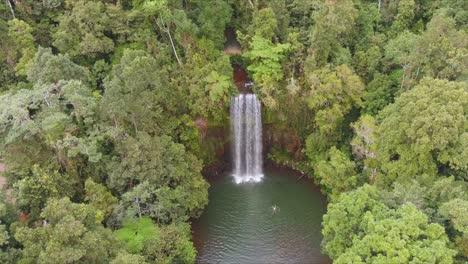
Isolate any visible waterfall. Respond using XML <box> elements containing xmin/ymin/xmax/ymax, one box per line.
<box><xmin>230</xmin><ymin>94</ymin><xmax>263</xmax><ymax>184</ymax></box>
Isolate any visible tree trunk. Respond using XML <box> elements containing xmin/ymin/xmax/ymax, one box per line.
<box><xmin>5</xmin><ymin>0</ymin><xmax>15</xmax><ymax>19</ymax></box>
<box><xmin>135</xmin><ymin>198</ymin><xmax>142</xmax><ymax>218</ymax></box>
<box><xmin>156</xmin><ymin>17</ymin><xmax>182</xmax><ymax>66</ymax></box>
<box><xmin>165</xmin><ymin>25</ymin><xmax>182</xmax><ymax>65</ymax></box>
<box><xmin>400</xmin><ymin>65</ymin><xmax>407</xmax><ymax>90</ymax></box>
<box><xmin>378</xmin><ymin>0</ymin><xmax>381</xmax><ymax>13</ymax></box>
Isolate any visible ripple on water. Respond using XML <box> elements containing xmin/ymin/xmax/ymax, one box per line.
<box><xmin>193</xmin><ymin>169</ymin><xmax>330</xmax><ymax>264</ymax></box>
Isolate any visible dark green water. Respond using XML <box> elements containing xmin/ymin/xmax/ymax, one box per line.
<box><xmin>193</xmin><ymin>168</ymin><xmax>330</xmax><ymax>264</ymax></box>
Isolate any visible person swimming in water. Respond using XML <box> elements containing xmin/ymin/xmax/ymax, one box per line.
<box><xmin>272</xmin><ymin>205</ymin><xmax>280</xmax><ymax>214</ymax></box>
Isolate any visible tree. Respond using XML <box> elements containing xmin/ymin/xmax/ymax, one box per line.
<box><xmin>15</xmin><ymin>197</ymin><xmax>121</xmax><ymax>264</ymax></box>
<box><xmin>361</xmin><ymin>73</ymin><xmax>398</xmax><ymax>115</ymax></box>
<box><xmin>53</xmin><ymin>0</ymin><xmax>114</xmax><ymax>59</ymax></box>
<box><xmin>110</xmin><ymin>251</ymin><xmax>148</xmax><ymax>264</ymax></box>
<box><xmin>177</xmin><ymin>38</ymin><xmax>235</xmax><ymax>122</ymax></box>
<box><xmin>115</xmin><ymin>217</ymin><xmax>195</xmax><ymax>263</ymax></box>
<box><xmin>384</xmin><ymin>30</ymin><xmax>420</xmax><ymax>90</ymax></box>
<box><xmin>7</xmin><ymin>19</ymin><xmax>36</xmax><ymax>76</ymax></box>
<box><xmin>322</xmin><ymin>184</ymin><xmax>388</xmax><ymax>259</ymax></box>
<box><xmin>0</xmin><ymin>193</ymin><xmax>21</xmax><ymax>264</ymax></box>
<box><xmin>323</xmin><ymin>185</ymin><xmax>457</xmax><ymax>263</ymax></box>
<box><xmin>101</xmin><ymin>49</ymin><xmax>174</xmax><ymax>136</ymax></box>
<box><xmin>439</xmin><ymin>199</ymin><xmax>468</xmax><ymax>259</ymax></box>
<box><xmin>304</xmin><ymin>64</ymin><xmax>364</xmax><ymax>163</ymax></box>
<box><xmin>143</xmin><ymin>223</ymin><xmax>196</xmax><ymax>264</ymax></box>
<box><xmin>115</xmin><ymin>217</ymin><xmax>158</xmax><ymax>254</ymax></box>
<box><xmin>414</xmin><ymin>13</ymin><xmax>467</xmax><ymax>80</ymax></box>
<box><xmin>243</xmin><ymin>35</ymin><xmax>291</xmax><ymax>109</ymax></box>
<box><xmin>431</xmin><ymin>0</ymin><xmax>468</xmax><ymax>28</ymax></box>
<box><xmin>140</xmin><ymin>0</ymin><xmax>198</xmax><ymax>65</ymax></box>
<box><xmin>388</xmin><ymin>0</ymin><xmax>416</xmax><ymax>37</ymax></box>
<box><xmin>107</xmin><ymin>132</ymin><xmax>208</xmax><ymax>223</ymax></box>
<box><xmin>377</xmin><ymin>78</ymin><xmax>468</xmax><ymax>185</ymax></box>
<box><xmin>27</xmin><ymin>47</ymin><xmax>87</xmax><ymax>84</ymax></box>
<box><xmin>85</xmin><ymin>179</ymin><xmax>118</xmax><ymax>219</ymax></box>
<box><xmin>192</xmin><ymin>0</ymin><xmax>232</xmax><ymax>48</ymax></box>
<box><xmin>308</xmin><ymin>0</ymin><xmax>358</xmax><ymax>68</ymax></box>
<box><xmin>0</xmin><ymin>79</ymin><xmax>99</xmax><ymax>177</ymax></box>
<box><xmin>352</xmin><ymin>46</ymin><xmax>382</xmax><ymax>80</ymax></box>
<box><xmin>334</xmin><ymin>204</ymin><xmax>456</xmax><ymax>264</ymax></box>
<box><xmin>314</xmin><ymin>147</ymin><xmax>359</xmax><ymax>197</ymax></box>
<box><xmin>204</xmin><ymin>70</ymin><xmax>232</xmax><ymax>103</ymax></box>
<box><xmin>14</xmin><ymin>165</ymin><xmax>75</xmax><ymax>218</ymax></box>
<box><xmin>351</xmin><ymin>115</ymin><xmax>379</xmax><ymax>182</ymax></box>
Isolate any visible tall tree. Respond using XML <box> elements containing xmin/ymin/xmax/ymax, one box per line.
<box><xmin>323</xmin><ymin>184</ymin><xmax>457</xmax><ymax>263</ymax></box>
<box><xmin>107</xmin><ymin>132</ymin><xmax>208</xmax><ymax>223</ymax></box>
<box><xmin>53</xmin><ymin>0</ymin><xmax>114</xmax><ymax>59</ymax></box>
<box><xmin>15</xmin><ymin>197</ymin><xmax>121</xmax><ymax>264</ymax></box>
<box><xmin>377</xmin><ymin>78</ymin><xmax>468</xmax><ymax>185</ymax></box>
<box><xmin>307</xmin><ymin>0</ymin><xmax>357</xmax><ymax>68</ymax></box>
<box><xmin>101</xmin><ymin>49</ymin><xmax>173</xmax><ymax>136</ymax></box>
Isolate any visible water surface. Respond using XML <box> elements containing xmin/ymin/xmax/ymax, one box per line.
<box><xmin>193</xmin><ymin>168</ymin><xmax>330</xmax><ymax>264</ymax></box>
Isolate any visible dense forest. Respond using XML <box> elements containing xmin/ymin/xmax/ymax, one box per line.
<box><xmin>0</xmin><ymin>0</ymin><xmax>466</xmax><ymax>263</ymax></box>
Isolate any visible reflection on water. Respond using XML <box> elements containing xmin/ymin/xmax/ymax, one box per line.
<box><xmin>192</xmin><ymin>168</ymin><xmax>330</xmax><ymax>264</ymax></box>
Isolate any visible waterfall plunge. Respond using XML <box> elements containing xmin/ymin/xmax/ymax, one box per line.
<box><xmin>230</xmin><ymin>94</ymin><xmax>263</xmax><ymax>184</ymax></box>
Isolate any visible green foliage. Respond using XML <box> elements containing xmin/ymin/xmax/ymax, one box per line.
<box><xmin>0</xmin><ymin>193</ymin><xmax>21</xmax><ymax>264</ymax></box>
<box><xmin>101</xmin><ymin>49</ymin><xmax>174</xmax><ymax>135</ymax></box>
<box><xmin>323</xmin><ymin>185</ymin><xmax>457</xmax><ymax>263</ymax></box>
<box><xmin>27</xmin><ymin>47</ymin><xmax>87</xmax><ymax>84</ymax></box>
<box><xmin>110</xmin><ymin>251</ymin><xmax>148</xmax><ymax>264</ymax></box>
<box><xmin>53</xmin><ymin>0</ymin><xmax>114</xmax><ymax>59</ymax></box>
<box><xmin>439</xmin><ymin>199</ymin><xmax>468</xmax><ymax>259</ymax></box>
<box><xmin>384</xmin><ymin>30</ymin><xmax>419</xmax><ymax>81</ymax></box>
<box><xmin>85</xmin><ymin>179</ymin><xmax>118</xmax><ymax>218</ymax></box>
<box><xmin>308</xmin><ymin>0</ymin><xmax>358</xmax><ymax>68</ymax></box>
<box><xmin>322</xmin><ymin>184</ymin><xmax>388</xmax><ymax>259</ymax></box>
<box><xmin>361</xmin><ymin>73</ymin><xmax>398</xmax><ymax>115</ymax></box>
<box><xmin>108</xmin><ymin>132</ymin><xmax>208</xmax><ymax>222</ymax></box>
<box><xmin>377</xmin><ymin>78</ymin><xmax>468</xmax><ymax>185</ymax></box>
<box><xmin>15</xmin><ymin>197</ymin><xmax>120</xmax><ymax>264</ymax></box>
<box><xmin>143</xmin><ymin>222</ymin><xmax>196</xmax><ymax>264</ymax></box>
<box><xmin>115</xmin><ymin>217</ymin><xmax>158</xmax><ymax>254</ymax></box>
<box><xmin>181</xmin><ymin>40</ymin><xmax>235</xmax><ymax>122</ymax></box>
<box><xmin>351</xmin><ymin>115</ymin><xmax>378</xmax><ymax>165</ymax></box>
<box><xmin>115</xmin><ymin>217</ymin><xmax>195</xmax><ymax>263</ymax></box>
<box><xmin>244</xmin><ymin>36</ymin><xmax>291</xmax><ymax>108</ymax></box>
<box><xmin>14</xmin><ymin>165</ymin><xmax>74</xmax><ymax>218</ymax></box>
<box><xmin>0</xmin><ymin>0</ymin><xmax>467</xmax><ymax>262</ymax></box>
<box><xmin>204</xmin><ymin>70</ymin><xmax>232</xmax><ymax>103</ymax></box>
<box><xmin>414</xmin><ymin>13</ymin><xmax>467</xmax><ymax>80</ymax></box>
<box><xmin>314</xmin><ymin>147</ymin><xmax>359</xmax><ymax>197</ymax></box>
<box><xmin>0</xmin><ymin>79</ymin><xmax>99</xmax><ymax>178</ymax></box>
<box><xmin>388</xmin><ymin>0</ymin><xmax>416</xmax><ymax>37</ymax></box>
<box><xmin>304</xmin><ymin>64</ymin><xmax>364</xmax><ymax>163</ymax></box>
<box><xmin>7</xmin><ymin>19</ymin><xmax>36</xmax><ymax>76</ymax></box>
<box><xmin>250</xmin><ymin>8</ymin><xmax>278</xmax><ymax>40</ymax></box>
<box><xmin>192</xmin><ymin>0</ymin><xmax>232</xmax><ymax>48</ymax></box>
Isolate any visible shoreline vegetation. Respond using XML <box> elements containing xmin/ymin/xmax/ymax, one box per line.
<box><xmin>0</xmin><ymin>1</ymin><xmax>467</xmax><ymax>263</ymax></box>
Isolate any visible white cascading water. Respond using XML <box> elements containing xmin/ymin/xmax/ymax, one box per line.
<box><xmin>230</xmin><ymin>94</ymin><xmax>263</xmax><ymax>184</ymax></box>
